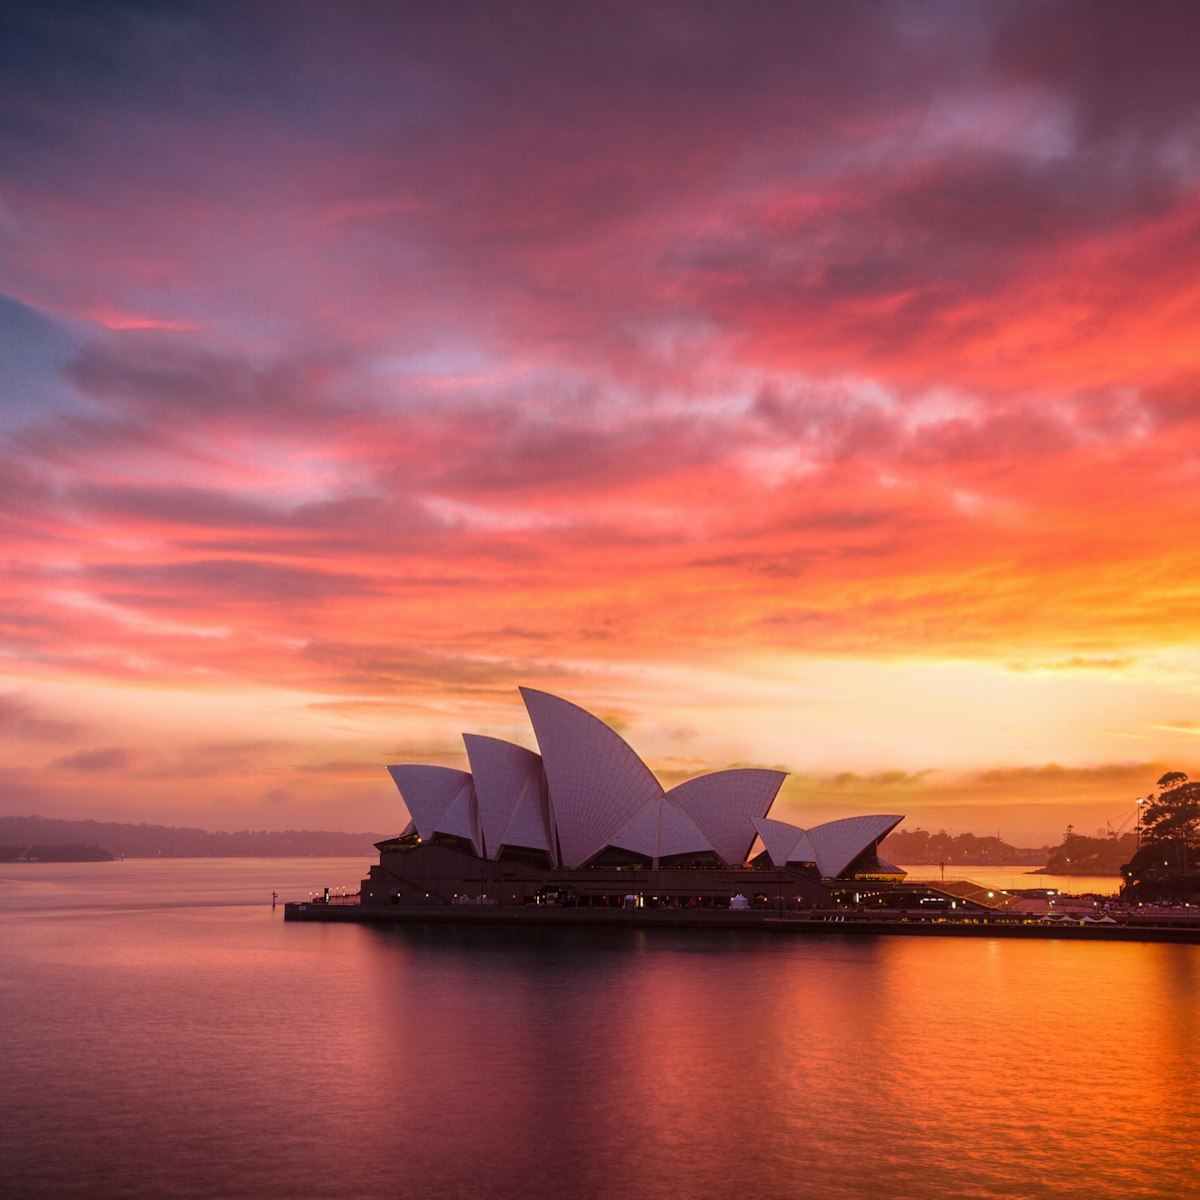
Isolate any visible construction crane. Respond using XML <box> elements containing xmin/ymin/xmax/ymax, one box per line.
<box><xmin>1106</xmin><ymin>799</ymin><xmax>1146</xmax><ymax>839</ymax></box>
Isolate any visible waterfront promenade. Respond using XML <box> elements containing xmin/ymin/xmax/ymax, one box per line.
<box><xmin>284</xmin><ymin>899</ymin><xmax>1200</xmax><ymax>942</ymax></box>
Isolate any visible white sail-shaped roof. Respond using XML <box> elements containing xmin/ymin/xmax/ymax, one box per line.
<box><xmin>610</xmin><ymin>797</ymin><xmax>712</xmax><ymax>862</ymax></box>
<box><xmin>808</xmin><ymin>814</ymin><xmax>903</xmax><ymax>878</ymax></box>
<box><xmin>752</xmin><ymin>816</ymin><xmax>816</xmax><ymax>868</ymax></box>
<box><xmin>386</xmin><ymin>765</ymin><xmax>475</xmax><ymax>843</ymax></box>
<box><xmin>463</xmin><ymin>734</ymin><xmax>551</xmax><ymax>861</ymax></box>
<box><xmin>520</xmin><ymin>687</ymin><xmax>664</xmax><ymax>868</ymax></box>
<box><xmin>655</xmin><ymin>799</ymin><xmax>714</xmax><ymax>859</ymax></box>
<box><xmin>384</xmin><ymin>690</ymin><xmax>906</xmax><ymax>881</ymax></box>
<box><xmin>667</xmin><ymin>768</ymin><xmax>786</xmax><ymax>866</ymax></box>
<box><xmin>500</xmin><ymin>774</ymin><xmax>556</xmax><ymax>862</ymax></box>
<box><xmin>609</xmin><ymin>801</ymin><xmax>662</xmax><ymax>859</ymax></box>
<box><xmin>433</xmin><ymin>776</ymin><xmax>483</xmax><ymax>857</ymax></box>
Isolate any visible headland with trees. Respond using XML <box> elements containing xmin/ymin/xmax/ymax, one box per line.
<box><xmin>1119</xmin><ymin>772</ymin><xmax>1200</xmax><ymax>902</ymax></box>
<box><xmin>0</xmin><ymin>815</ymin><xmax>386</xmax><ymax>860</ymax></box>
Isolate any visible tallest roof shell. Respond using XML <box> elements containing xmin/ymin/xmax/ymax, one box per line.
<box><xmin>520</xmin><ymin>687</ymin><xmax>664</xmax><ymax>869</ymax></box>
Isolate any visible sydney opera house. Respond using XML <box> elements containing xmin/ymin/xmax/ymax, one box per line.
<box><xmin>361</xmin><ymin>688</ymin><xmax>906</xmax><ymax>910</ymax></box>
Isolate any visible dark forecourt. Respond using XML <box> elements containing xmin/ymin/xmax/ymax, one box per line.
<box><xmin>359</xmin><ymin>838</ymin><xmax>844</xmax><ymax>910</ymax></box>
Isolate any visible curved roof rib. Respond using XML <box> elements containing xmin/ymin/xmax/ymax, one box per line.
<box><xmin>520</xmin><ymin>687</ymin><xmax>664</xmax><ymax>868</ymax></box>
<box><xmin>668</xmin><ymin>769</ymin><xmax>787</xmax><ymax>866</ymax></box>
<box><xmin>808</xmin><ymin>814</ymin><xmax>903</xmax><ymax>878</ymax></box>
<box><xmin>386</xmin><ymin>765</ymin><xmax>475</xmax><ymax>843</ymax></box>
<box><xmin>463</xmin><ymin>734</ymin><xmax>551</xmax><ymax>862</ymax></box>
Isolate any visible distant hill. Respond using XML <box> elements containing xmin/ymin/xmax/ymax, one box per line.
<box><xmin>0</xmin><ymin>816</ymin><xmax>390</xmax><ymax>859</ymax></box>
<box><xmin>0</xmin><ymin>843</ymin><xmax>115</xmax><ymax>863</ymax></box>
<box><xmin>1031</xmin><ymin>830</ymin><xmax>1137</xmax><ymax>876</ymax></box>
<box><xmin>881</xmin><ymin>827</ymin><xmax>1049</xmax><ymax>867</ymax></box>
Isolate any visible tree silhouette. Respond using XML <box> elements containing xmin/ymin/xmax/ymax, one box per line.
<box><xmin>1141</xmin><ymin>772</ymin><xmax>1200</xmax><ymax>866</ymax></box>
<box><xmin>1121</xmin><ymin>772</ymin><xmax>1200</xmax><ymax>898</ymax></box>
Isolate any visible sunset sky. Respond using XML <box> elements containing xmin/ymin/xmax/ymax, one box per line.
<box><xmin>3</xmin><ymin>0</ymin><xmax>1200</xmax><ymax>844</ymax></box>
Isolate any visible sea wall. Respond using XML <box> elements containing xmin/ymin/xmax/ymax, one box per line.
<box><xmin>283</xmin><ymin>902</ymin><xmax>1200</xmax><ymax>942</ymax></box>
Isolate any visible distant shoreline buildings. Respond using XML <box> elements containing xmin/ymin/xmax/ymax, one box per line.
<box><xmin>362</xmin><ymin>687</ymin><xmax>905</xmax><ymax>909</ymax></box>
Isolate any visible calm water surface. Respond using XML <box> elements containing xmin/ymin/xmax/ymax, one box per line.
<box><xmin>1</xmin><ymin>858</ymin><xmax>1195</xmax><ymax>1200</ymax></box>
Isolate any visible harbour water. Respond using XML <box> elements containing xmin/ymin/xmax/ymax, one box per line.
<box><xmin>898</xmin><ymin>863</ymin><xmax>1122</xmax><ymax>896</ymax></box>
<box><xmin>2</xmin><ymin>858</ymin><xmax>1196</xmax><ymax>1200</ymax></box>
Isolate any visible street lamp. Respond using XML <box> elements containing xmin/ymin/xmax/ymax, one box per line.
<box><xmin>1136</xmin><ymin>796</ymin><xmax>1146</xmax><ymax>847</ymax></box>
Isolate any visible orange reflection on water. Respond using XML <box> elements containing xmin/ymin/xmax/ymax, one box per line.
<box><xmin>7</xmin><ymin>865</ymin><xmax>1200</xmax><ymax>1200</ymax></box>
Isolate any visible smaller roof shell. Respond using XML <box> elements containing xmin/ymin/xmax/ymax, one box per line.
<box><xmin>434</xmin><ymin>775</ymin><xmax>484</xmax><ymax>857</ymax></box>
<box><xmin>463</xmin><ymin>734</ymin><xmax>552</xmax><ymax>861</ymax></box>
<box><xmin>610</xmin><ymin>797</ymin><xmax>712</xmax><ymax>862</ymax></box>
<box><xmin>386</xmin><ymin>765</ymin><xmax>474</xmax><ymax>844</ymax></box>
<box><xmin>668</xmin><ymin>769</ymin><xmax>787</xmax><ymax>866</ymax></box>
<box><xmin>808</xmin><ymin>814</ymin><xmax>904</xmax><ymax>878</ymax></box>
<box><xmin>752</xmin><ymin>816</ymin><xmax>816</xmax><ymax>868</ymax></box>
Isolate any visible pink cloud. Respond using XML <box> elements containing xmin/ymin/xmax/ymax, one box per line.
<box><xmin>52</xmin><ymin>746</ymin><xmax>134</xmax><ymax>772</ymax></box>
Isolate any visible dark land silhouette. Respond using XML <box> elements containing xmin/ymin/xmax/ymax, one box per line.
<box><xmin>1035</xmin><ymin>829</ymin><xmax>1137</xmax><ymax>876</ymax></box>
<box><xmin>0</xmin><ymin>842</ymin><xmax>115</xmax><ymax>862</ymax></box>
<box><xmin>3</xmin><ymin>816</ymin><xmax>1145</xmax><ymax>875</ymax></box>
<box><xmin>880</xmin><ymin>827</ymin><xmax>1049</xmax><ymax>868</ymax></box>
<box><xmin>0</xmin><ymin>815</ymin><xmax>388</xmax><ymax>859</ymax></box>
